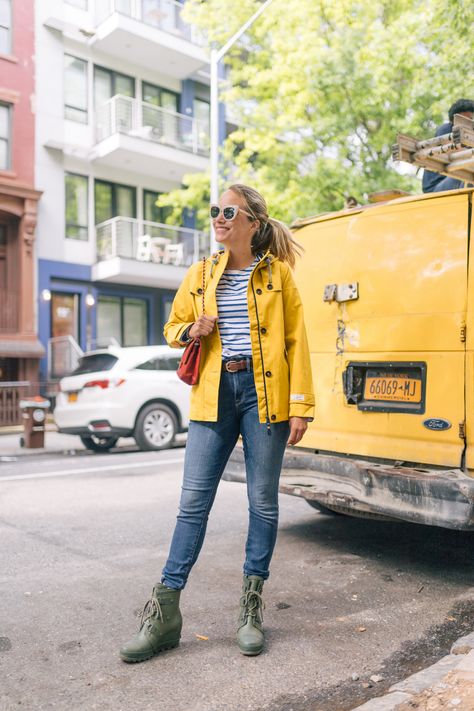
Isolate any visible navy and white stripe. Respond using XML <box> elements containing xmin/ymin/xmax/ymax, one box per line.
<box><xmin>216</xmin><ymin>255</ymin><xmax>260</xmax><ymax>358</ymax></box>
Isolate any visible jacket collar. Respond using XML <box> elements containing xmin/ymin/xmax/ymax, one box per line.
<box><xmin>207</xmin><ymin>249</ymin><xmax>276</xmax><ymax>279</ymax></box>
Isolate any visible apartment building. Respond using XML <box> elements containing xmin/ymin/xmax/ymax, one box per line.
<box><xmin>35</xmin><ymin>0</ymin><xmax>212</xmax><ymax>380</ymax></box>
<box><xmin>0</xmin><ymin>0</ymin><xmax>44</xmax><ymax>423</ymax></box>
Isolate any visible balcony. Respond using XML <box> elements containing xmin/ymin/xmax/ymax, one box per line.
<box><xmin>91</xmin><ymin>95</ymin><xmax>209</xmax><ymax>180</ymax></box>
<box><xmin>91</xmin><ymin>0</ymin><xmax>208</xmax><ymax>78</ymax></box>
<box><xmin>92</xmin><ymin>216</ymin><xmax>209</xmax><ymax>289</ymax></box>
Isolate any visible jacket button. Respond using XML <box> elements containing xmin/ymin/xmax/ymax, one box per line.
<box><xmin>260</xmin><ymin>327</ymin><xmax>267</xmax><ymax>334</ymax></box>
<box><xmin>271</xmin><ymin>414</ymin><xmax>276</xmax><ymax>421</ymax></box>
<box><xmin>256</xmin><ymin>288</ymin><xmax>262</xmax><ymax>295</ymax></box>
<box><xmin>265</xmin><ymin>370</ymin><xmax>272</xmax><ymax>377</ymax></box>
<box><xmin>267</xmin><ymin>284</ymin><xmax>273</xmax><ymax>290</ymax></box>
<box><xmin>197</xmin><ymin>288</ymin><xmax>203</xmax><ymax>294</ymax></box>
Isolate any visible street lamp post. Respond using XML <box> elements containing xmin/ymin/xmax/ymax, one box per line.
<box><xmin>209</xmin><ymin>0</ymin><xmax>275</xmax><ymax>247</ymax></box>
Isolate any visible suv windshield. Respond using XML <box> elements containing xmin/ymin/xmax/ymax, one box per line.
<box><xmin>72</xmin><ymin>354</ymin><xmax>118</xmax><ymax>375</ymax></box>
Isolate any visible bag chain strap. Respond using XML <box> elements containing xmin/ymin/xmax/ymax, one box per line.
<box><xmin>201</xmin><ymin>256</ymin><xmax>206</xmax><ymax>316</ymax></box>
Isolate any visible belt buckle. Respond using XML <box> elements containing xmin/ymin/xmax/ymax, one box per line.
<box><xmin>225</xmin><ymin>360</ymin><xmax>238</xmax><ymax>372</ymax></box>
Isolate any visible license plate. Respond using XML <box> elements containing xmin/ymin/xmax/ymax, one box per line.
<box><xmin>68</xmin><ymin>392</ymin><xmax>78</xmax><ymax>403</ymax></box>
<box><xmin>364</xmin><ymin>375</ymin><xmax>422</xmax><ymax>403</ymax></box>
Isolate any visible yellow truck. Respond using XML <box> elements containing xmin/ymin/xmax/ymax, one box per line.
<box><xmin>278</xmin><ymin>187</ymin><xmax>474</xmax><ymax>530</ymax></box>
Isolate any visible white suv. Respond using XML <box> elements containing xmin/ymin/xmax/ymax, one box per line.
<box><xmin>54</xmin><ymin>345</ymin><xmax>189</xmax><ymax>452</ymax></box>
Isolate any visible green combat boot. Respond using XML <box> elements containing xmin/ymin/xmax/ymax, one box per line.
<box><xmin>120</xmin><ymin>583</ymin><xmax>182</xmax><ymax>663</ymax></box>
<box><xmin>237</xmin><ymin>575</ymin><xmax>265</xmax><ymax>656</ymax></box>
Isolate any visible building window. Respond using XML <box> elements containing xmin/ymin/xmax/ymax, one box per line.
<box><xmin>0</xmin><ymin>0</ymin><xmax>12</xmax><ymax>55</ymax></box>
<box><xmin>0</xmin><ymin>102</ymin><xmax>11</xmax><ymax>170</ymax></box>
<box><xmin>94</xmin><ymin>66</ymin><xmax>135</xmax><ymax>107</ymax></box>
<box><xmin>65</xmin><ymin>173</ymin><xmax>89</xmax><ymax>240</ymax></box>
<box><xmin>65</xmin><ymin>0</ymin><xmax>88</xmax><ymax>8</ymax></box>
<box><xmin>64</xmin><ymin>55</ymin><xmax>88</xmax><ymax>123</ymax></box>
<box><xmin>97</xmin><ymin>295</ymin><xmax>148</xmax><ymax>347</ymax></box>
<box><xmin>143</xmin><ymin>190</ymin><xmax>171</xmax><ymax>225</ymax></box>
<box><xmin>95</xmin><ymin>180</ymin><xmax>136</xmax><ymax>224</ymax></box>
<box><xmin>142</xmin><ymin>82</ymin><xmax>178</xmax><ymax>112</ymax></box>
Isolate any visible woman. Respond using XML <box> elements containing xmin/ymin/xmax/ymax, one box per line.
<box><xmin>120</xmin><ymin>184</ymin><xmax>314</xmax><ymax>662</ymax></box>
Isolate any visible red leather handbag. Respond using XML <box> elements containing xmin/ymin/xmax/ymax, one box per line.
<box><xmin>177</xmin><ymin>257</ymin><xmax>206</xmax><ymax>386</ymax></box>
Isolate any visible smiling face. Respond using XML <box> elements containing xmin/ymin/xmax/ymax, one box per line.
<box><xmin>213</xmin><ymin>189</ymin><xmax>260</xmax><ymax>251</ymax></box>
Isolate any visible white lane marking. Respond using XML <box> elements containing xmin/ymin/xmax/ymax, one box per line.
<box><xmin>0</xmin><ymin>455</ymin><xmax>185</xmax><ymax>482</ymax></box>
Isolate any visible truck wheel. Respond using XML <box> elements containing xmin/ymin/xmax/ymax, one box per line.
<box><xmin>306</xmin><ymin>499</ymin><xmax>341</xmax><ymax>515</ymax></box>
<box><xmin>134</xmin><ymin>403</ymin><xmax>177</xmax><ymax>451</ymax></box>
<box><xmin>80</xmin><ymin>435</ymin><xmax>119</xmax><ymax>452</ymax></box>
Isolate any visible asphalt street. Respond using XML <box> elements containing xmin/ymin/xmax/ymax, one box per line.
<box><xmin>1</xmin><ymin>447</ymin><xmax>474</xmax><ymax>711</ymax></box>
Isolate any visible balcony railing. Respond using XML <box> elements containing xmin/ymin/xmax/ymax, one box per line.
<box><xmin>95</xmin><ymin>216</ymin><xmax>209</xmax><ymax>266</ymax></box>
<box><xmin>0</xmin><ymin>290</ymin><xmax>19</xmax><ymax>332</ymax></box>
<box><xmin>95</xmin><ymin>95</ymin><xmax>210</xmax><ymax>156</ymax></box>
<box><xmin>95</xmin><ymin>0</ymin><xmax>206</xmax><ymax>46</ymax></box>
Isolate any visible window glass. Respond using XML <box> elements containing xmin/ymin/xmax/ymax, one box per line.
<box><xmin>194</xmin><ymin>98</ymin><xmax>210</xmax><ymax>152</ymax></box>
<box><xmin>64</xmin><ymin>55</ymin><xmax>88</xmax><ymax>123</ymax></box>
<box><xmin>65</xmin><ymin>173</ymin><xmax>88</xmax><ymax>240</ymax></box>
<box><xmin>72</xmin><ymin>354</ymin><xmax>118</xmax><ymax>375</ymax></box>
<box><xmin>51</xmin><ymin>293</ymin><xmax>79</xmax><ymax>340</ymax></box>
<box><xmin>94</xmin><ymin>181</ymin><xmax>113</xmax><ymax>224</ymax></box>
<box><xmin>116</xmin><ymin>185</ymin><xmax>135</xmax><ymax>217</ymax></box>
<box><xmin>135</xmin><ymin>356</ymin><xmax>181</xmax><ymax>371</ymax></box>
<box><xmin>0</xmin><ymin>103</ymin><xmax>10</xmax><ymax>170</ymax></box>
<box><xmin>0</xmin><ymin>0</ymin><xmax>11</xmax><ymax>54</ymax></box>
<box><xmin>143</xmin><ymin>190</ymin><xmax>171</xmax><ymax>224</ymax></box>
<box><xmin>94</xmin><ymin>67</ymin><xmax>112</xmax><ymax>107</ymax></box>
<box><xmin>143</xmin><ymin>82</ymin><xmax>178</xmax><ymax>111</ymax></box>
<box><xmin>94</xmin><ymin>66</ymin><xmax>135</xmax><ymax>106</ymax></box>
<box><xmin>97</xmin><ymin>295</ymin><xmax>148</xmax><ymax>347</ymax></box>
<box><xmin>115</xmin><ymin>74</ymin><xmax>134</xmax><ymax>97</ymax></box>
<box><xmin>124</xmin><ymin>298</ymin><xmax>147</xmax><ymax>346</ymax></box>
<box><xmin>95</xmin><ymin>181</ymin><xmax>136</xmax><ymax>223</ymax></box>
<box><xmin>97</xmin><ymin>296</ymin><xmax>122</xmax><ymax>346</ymax></box>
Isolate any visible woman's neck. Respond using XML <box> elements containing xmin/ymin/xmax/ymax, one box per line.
<box><xmin>226</xmin><ymin>247</ymin><xmax>255</xmax><ymax>270</ymax></box>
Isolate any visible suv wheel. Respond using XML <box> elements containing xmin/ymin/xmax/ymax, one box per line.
<box><xmin>80</xmin><ymin>435</ymin><xmax>119</xmax><ymax>452</ymax></box>
<box><xmin>134</xmin><ymin>403</ymin><xmax>177</xmax><ymax>451</ymax></box>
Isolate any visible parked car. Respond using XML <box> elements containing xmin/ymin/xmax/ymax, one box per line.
<box><xmin>54</xmin><ymin>345</ymin><xmax>188</xmax><ymax>452</ymax></box>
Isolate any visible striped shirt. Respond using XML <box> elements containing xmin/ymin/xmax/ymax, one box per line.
<box><xmin>216</xmin><ymin>255</ymin><xmax>260</xmax><ymax>358</ymax></box>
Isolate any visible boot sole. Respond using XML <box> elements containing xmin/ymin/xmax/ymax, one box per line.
<box><xmin>238</xmin><ymin>644</ymin><xmax>263</xmax><ymax>656</ymax></box>
<box><xmin>120</xmin><ymin>640</ymin><xmax>180</xmax><ymax>663</ymax></box>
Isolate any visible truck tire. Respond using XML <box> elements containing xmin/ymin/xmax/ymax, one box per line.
<box><xmin>80</xmin><ymin>435</ymin><xmax>118</xmax><ymax>452</ymax></box>
<box><xmin>134</xmin><ymin>403</ymin><xmax>177</xmax><ymax>451</ymax></box>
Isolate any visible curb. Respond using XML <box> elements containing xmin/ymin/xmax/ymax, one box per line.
<box><xmin>351</xmin><ymin>632</ymin><xmax>474</xmax><ymax>710</ymax></box>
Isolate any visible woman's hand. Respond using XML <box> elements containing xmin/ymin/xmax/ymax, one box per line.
<box><xmin>287</xmin><ymin>416</ymin><xmax>308</xmax><ymax>446</ymax></box>
<box><xmin>189</xmin><ymin>315</ymin><xmax>218</xmax><ymax>339</ymax></box>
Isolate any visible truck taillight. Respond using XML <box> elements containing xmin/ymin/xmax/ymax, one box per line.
<box><xmin>83</xmin><ymin>378</ymin><xmax>125</xmax><ymax>389</ymax></box>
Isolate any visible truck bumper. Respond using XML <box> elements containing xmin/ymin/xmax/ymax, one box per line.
<box><xmin>223</xmin><ymin>445</ymin><xmax>474</xmax><ymax>531</ymax></box>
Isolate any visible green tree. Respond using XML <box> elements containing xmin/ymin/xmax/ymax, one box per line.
<box><xmin>159</xmin><ymin>0</ymin><xmax>474</xmax><ymax>227</ymax></box>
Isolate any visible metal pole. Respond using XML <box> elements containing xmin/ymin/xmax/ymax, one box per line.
<box><xmin>209</xmin><ymin>0</ymin><xmax>275</xmax><ymax>251</ymax></box>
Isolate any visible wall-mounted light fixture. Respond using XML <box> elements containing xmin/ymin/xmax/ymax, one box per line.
<box><xmin>85</xmin><ymin>293</ymin><xmax>95</xmax><ymax>307</ymax></box>
<box><xmin>41</xmin><ymin>289</ymin><xmax>52</xmax><ymax>302</ymax></box>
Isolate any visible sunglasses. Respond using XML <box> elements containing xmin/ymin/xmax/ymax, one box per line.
<box><xmin>209</xmin><ymin>204</ymin><xmax>255</xmax><ymax>221</ymax></box>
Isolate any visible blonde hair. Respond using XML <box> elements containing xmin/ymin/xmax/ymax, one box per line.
<box><xmin>227</xmin><ymin>184</ymin><xmax>303</xmax><ymax>268</ymax></box>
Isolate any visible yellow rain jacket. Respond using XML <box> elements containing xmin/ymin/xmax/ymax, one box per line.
<box><xmin>164</xmin><ymin>250</ymin><xmax>315</xmax><ymax>424</ymax></box>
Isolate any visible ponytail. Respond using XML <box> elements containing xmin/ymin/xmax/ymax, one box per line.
<box><xmin>227</xmin><ymin>184</ymin><xmax>303</xmax><ymax>268</ymax></box>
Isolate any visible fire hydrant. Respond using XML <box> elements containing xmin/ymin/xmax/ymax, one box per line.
<box><xmin>19</xmin><ymin>397</ymin><xmax>51</xmax><ymax>449</ymax></box>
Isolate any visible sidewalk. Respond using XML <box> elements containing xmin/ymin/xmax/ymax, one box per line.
<box><xmin>0</xmin><ymin>426</ymin><xmax>87</xmax><ymax>457</ymax></box>
<box><xmin>352</xmin><ymin>633</ymin><xmax>474</xmax><ymax>710</ymax></box>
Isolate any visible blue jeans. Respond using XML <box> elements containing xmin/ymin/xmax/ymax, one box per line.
<box><xmin>161</xmin><ymin>369</ymin><xmax>290</xmax><ymax>590</ymax></box>
<box><xmin>432</xmin><ymin>177</ymin><xmax>464</xmax><ymax>192</ymax></box>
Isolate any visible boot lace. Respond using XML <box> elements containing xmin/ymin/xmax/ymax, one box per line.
<box><xmin>138</xmin><ymin>596</ymin><xmax>163</xmax><ymax>629</ymax></box>
<box><xmin>240</xmin><ymin>590</ymin><xmax>265</xmax><ymax>622</ymax></box>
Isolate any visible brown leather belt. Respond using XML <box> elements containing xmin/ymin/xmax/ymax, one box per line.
<box><xmin>222</xmin><ymin>358</ymin><xmax>253</xmax><ymax>373</ymax></box>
